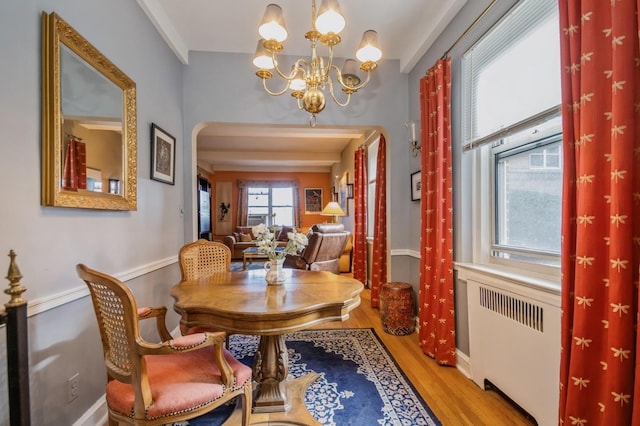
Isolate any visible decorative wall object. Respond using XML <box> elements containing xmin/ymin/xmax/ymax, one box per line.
<box><xmin>411</xmin><ymin>171</ymin><xmax>421</xmax><ymax>201</ymax></box>
<box><xmin>41</xmin><ymin>12</ymin><xmax>137</xmax><ymax>210</ymax></box>
<box><xmin>150</xmin><ymin>123</ymin><xmax>175</xmax><ymax>185</ymax></box>
<box><xmin>339</xmin><ymin>172</ymin><xmax>350</xmax><ymax>215</ymax></box>
<box><xmin>304</xmin><ymin>188</ymin><xmax>323</xmax><ymax>214</ymax></box>
<box><xmin>216</xmin><ymin>181</ymin><xmax>232</xmax><ymax>235</ymax></box>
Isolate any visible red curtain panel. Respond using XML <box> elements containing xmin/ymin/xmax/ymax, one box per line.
<box><xmin>418</xmin><ymin>58</ymin><xmax>456</xmax><ymax>366</ymax></box>
<box><xmin>352</xmin><ymin>147</ymin><xmax>367</xmax><ymax>284</ymax></box>
<box><xmin>558</xmin><ymin>1</ymin><xmax>640</xmax><ymax>424</ymax></box>
<box><xmin>370</xmin><ymin>135</ymin><xmax>388</xmax><ymax>308</ymax></box>
<box><xmin>62</xmin><ymin>138</ymin><xmax>76</xmax><ymax>190</ymax></box>
<box><xmin>62</xmin><ymin>138</ymin><xmax>86</xmax><ymax>191</ymax></box>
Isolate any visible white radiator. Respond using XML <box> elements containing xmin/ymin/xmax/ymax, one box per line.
<box><xmin>463</xmin><ymin>272</ymin><xmax>561</xmax><ymax>426</ymax></box>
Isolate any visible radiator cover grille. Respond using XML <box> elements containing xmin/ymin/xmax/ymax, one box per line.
<box><xmin>479</xmin><ymin>286</ymin><xmax>544</xmax><ymax>333</ymax></box>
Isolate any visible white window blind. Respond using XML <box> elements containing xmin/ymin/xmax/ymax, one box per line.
<box><xmin>463</xmin><ymin>0</ymin><xmax>560</xmax><ymax>149</ymax></box>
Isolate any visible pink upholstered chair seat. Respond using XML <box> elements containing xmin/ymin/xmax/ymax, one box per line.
<box><xmin>106</xmin><ymin>335</ymin><xmax>252</xmax><ymax>421</ymax></box>
<box><xmin>77</xmin><ymin>263</ymin><xmax>252</xmax><ymax>425</ymax></box>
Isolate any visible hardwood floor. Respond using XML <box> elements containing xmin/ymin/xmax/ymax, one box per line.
<box><xmin>313</xmin><ymin>288</ymin><xmax>536</xmax><ymax>426</ymax></box>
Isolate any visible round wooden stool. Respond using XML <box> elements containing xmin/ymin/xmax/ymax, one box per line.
<box><xmin>380</xmin><ymin>282</ymin><xmax>415</xmax><ymax>335</ymax></box>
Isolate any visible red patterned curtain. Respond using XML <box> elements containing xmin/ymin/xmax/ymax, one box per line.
<box><xmin>62</xmin><ymin>137</ymin><xmax>87</xmax><ymax>191</ymax></box>
<box><xmin>370</xmin><ymin>135</ymin><xmax>387</xmax><ymax>308</ymax></box>
<box><xmin>418</xmin><ymin>58</ymin><xmax>455</xmax><ymax>366</ymax></box>
<box><xmin>352</xmin><ymin>147</ymin><xmax>367</xmax><ymax>284</ymax></box>
<box><xmin>558</xmin><ymin>1</ymin><xmax>640</xmax><ymax>423</ymax></box>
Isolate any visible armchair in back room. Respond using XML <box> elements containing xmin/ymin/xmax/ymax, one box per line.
<box><xmin>283</xmin><ymin>223</ymin><xmax>350</xmax><ymax>274</ymax></box>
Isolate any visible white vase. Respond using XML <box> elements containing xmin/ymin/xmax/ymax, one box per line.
<box><xmin>264</xmin><ymin>258</ymin><xmax>286</xmax><ymax>285</ymax></box>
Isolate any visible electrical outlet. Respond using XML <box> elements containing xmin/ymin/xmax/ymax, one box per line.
<box><xmin>68</xmin><ymin>373</ymin><xmax>79</xmax><ymax>402</ymax></box>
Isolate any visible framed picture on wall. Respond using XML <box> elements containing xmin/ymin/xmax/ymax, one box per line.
<box><xmin>411</xmin><ymin>171</ymin><xmax>421</xmax><ymax>201</ymax></box>
<box><xmin>150</xmin><ymin>123</ymin><xmax>176</xmax><ymax>185</ymax></box>
<box><xmin>304</xmin><ymin>188</ymin><xmax>323</xmax><ymax>214</ymax></box>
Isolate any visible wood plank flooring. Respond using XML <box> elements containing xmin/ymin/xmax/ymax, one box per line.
<box><xmin>313</xmin><ymin>288</ymin><xmax>536</xmax><ymax>426</ymax></box>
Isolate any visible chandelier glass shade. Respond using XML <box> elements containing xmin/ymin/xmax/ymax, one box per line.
<box><xmin>253</xmin><ymin>0</ymin><xmax>382</xmax><ymax>123</ymax></box>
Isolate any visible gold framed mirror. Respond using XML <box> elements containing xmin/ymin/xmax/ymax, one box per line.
<box><xmin>41</xmin><ymin>12</ymin><xmax>137</xmax><ymax>210</ymax></box>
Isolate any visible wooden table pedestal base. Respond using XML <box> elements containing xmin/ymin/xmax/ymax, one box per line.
<box><xmin>223</xmin><ymin>373</ymin><xmax>321</xmax><ymax>425</ymax></box>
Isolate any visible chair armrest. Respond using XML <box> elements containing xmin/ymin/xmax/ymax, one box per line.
<box><xmin>223</xmin><ymin>236</ymin><xmax>236</xmax><ymax>250</ymax></box>
<box><xmin>137</xmin><ymin>306</ymin><xmax>172</xmax><ymax>342</ymax></box>
<box><xmin>138</xmin><ymin>331</ymin><xmax>234</xmax><ymax>386</ymax></box>
<box><xmin>283</xmin><ymin>254</ymin><xmax>308</xmax><ymax>270</ymax></box>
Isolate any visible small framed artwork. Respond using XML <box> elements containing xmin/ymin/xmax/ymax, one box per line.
<box><xmin>331</xmin><ymin>186</ymin><xmax>338</xmax><ymax>202</ymax></box>
<box><xmin>411</xmin><ymin>171</ymin><xmax>421</xmax><ymax>201</ymax></box>
<box><xmin>304</xmin><ymin>188</ymin><xmax>323</xmax><ymax>214</ymax></box>
<box><xmin>151</xmin><ymin>123</ymin><xmax>176</xmax><ymax>185</ymax></box>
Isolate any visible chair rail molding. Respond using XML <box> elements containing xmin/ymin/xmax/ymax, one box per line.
<box><xmin>390</xmin><ymin>248</ymin><xmax>420</xmax><ymax>258</ymax></box>
<box><xmin>25</xmin><ymin>256</ymin><xmax>177</xmax><ymax>318</ymax></box>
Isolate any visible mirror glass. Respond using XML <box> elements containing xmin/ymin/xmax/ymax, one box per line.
<box><xmin>42</xmin><ymin>12</ymin><xmax>137</xmax><ymax>210</ymax></box>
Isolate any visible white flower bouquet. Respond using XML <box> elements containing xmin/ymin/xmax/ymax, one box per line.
<box><xmin>251</xmin><ymin>223</ymin><xmax>309</xmax><ymax>260</ymax></box>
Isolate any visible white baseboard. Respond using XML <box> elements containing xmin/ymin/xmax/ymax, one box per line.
<box><xmin>456</xmin><ymin>349</ymin><xmax>472</xmax><ymax>379</ymax></box>
<box><xmin>416</xmin><ymin>320</ymin><xmax>471</xmax><ymax>379</ymax></box>
<box><xmin>73</xmin><ymin>396</ymin><xmax>107</xmax><ymax>426</ymax></box>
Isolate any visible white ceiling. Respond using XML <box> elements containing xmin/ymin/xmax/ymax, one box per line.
<box><xmin>197</xmin><ymin>123</ymin><xmax>375</xmax><ymax>172</ymax></box>
<box><xmin>137</xmin><ymin>0</ymin><xmax>466</xmax><ymax>172</ymax></box>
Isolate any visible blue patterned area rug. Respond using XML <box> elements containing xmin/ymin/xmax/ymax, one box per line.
<box><xmin>229</xmin><ymin>261</ymin><xmax>262</xmax><ymax>272</ymax></box>
<box><xmin>186</xmin><ymin>328</ymin><xmax>441</xmax><ymax>426</ymax></box>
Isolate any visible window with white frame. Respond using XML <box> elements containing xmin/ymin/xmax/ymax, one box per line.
<box><xmin>463</xmin><ymin>0</ymin><xmax>562</xmax><ymax>270</ymax></box>
<box><xmin>247</xmin><ymin>186</ymin><xmax>294</xmax><ymax>226</ymax></box>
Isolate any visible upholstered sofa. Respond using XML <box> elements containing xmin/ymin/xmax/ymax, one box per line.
<box><xmin>223</xmin><ymin>226</ymin><xmax>292</xmax><ymax>260</ymax></box>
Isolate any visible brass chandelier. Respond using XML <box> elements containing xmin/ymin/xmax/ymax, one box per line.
<box><xmin>253</xmin><ymin>0</ymin><xmax>382</xmax><ymax>125</ymax></box>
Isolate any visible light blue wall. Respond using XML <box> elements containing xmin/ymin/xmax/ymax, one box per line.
<box><xmin>181</xmin><ymin>51</ymin><xmax>410</xmax><ymax>253</ymax></box>
<box><xmin>0</xmin><ymin>0</ymin><xmax>185</xmax><ymax>424</ymax></box>
<box><xmin>406</xmin><ymin>0</ymin><xmax>520</xmax><ymax>354</ymax></box>
<box><xmin>0</xmin><ymin>0</ymin><xmax>185</xmax><ymax>301</ymax></box>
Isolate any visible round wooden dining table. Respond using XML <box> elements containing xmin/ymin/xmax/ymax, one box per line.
<box><xmin>171</xmin><ymin>268</ymin><xmax>363</xmax><ymax>425</ymax></box>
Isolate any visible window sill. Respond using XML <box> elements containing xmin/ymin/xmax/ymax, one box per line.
<box><xmin>454</xmin><ymin>262</ymin><xmax>561</xmax><ymax>296</ymax></box>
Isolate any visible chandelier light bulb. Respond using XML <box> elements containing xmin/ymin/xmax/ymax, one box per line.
<box><xmin>356</xmin><ymin>30</ymin><xmax>382</xmax><ymax>63</ymax></box>
<box><xmin>290</xmin><ymin>74</ymin><xmax>306</xmax><ymax>92</ymax></box>
<box><xmin>315</xmin><ymin>0</ymin><xmax>345</xmax><ymax>35</ymax></box>
<box><xmin>340</xmin><ymin>59</ymin><xmax>361</xmax><ymax>86</ymax></box>
<box><xmin>253</xmin><ymin>40</ymin><xmax>275</xmax><ymax>69</ymax></box>
<box><xmin>290</xmin><ymin>79</ymin><xmax>306</xmax><ymax>91</ymax></box>
<box><xmin>259</xmin><ymin>4</ymin><xmax>288</xmax><ymax>42</ymax></box>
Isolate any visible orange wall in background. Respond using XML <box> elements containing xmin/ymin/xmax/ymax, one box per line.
<box><xmin>211</xmin><ymin>171</ymin><xmax>332</xmax><ymax>238</ymax></box>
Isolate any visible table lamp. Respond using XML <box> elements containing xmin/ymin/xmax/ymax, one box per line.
<box><xmin>320</xmin><ymin>201</ymin><xmax>346</xmax><ymax>223</ymax></box>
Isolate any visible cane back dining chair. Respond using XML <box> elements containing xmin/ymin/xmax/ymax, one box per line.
<box><xmin>178</xmin><ymin>239</ymin><xmax>235</xmax><ymax>345</ymax></box>
<box><xmin>178</xmin><ymin>239</ymin><xmax>231</xmax><ymax>280</ymax></box>
<box><xmin>76</xmin><ymin>264</ymin><xmax>252</xmax><ymax>426</ymax></box>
